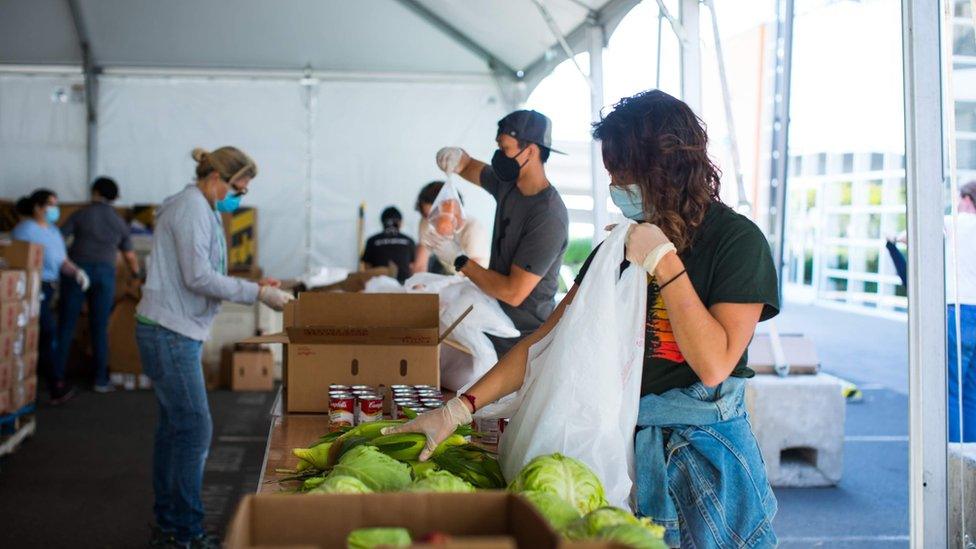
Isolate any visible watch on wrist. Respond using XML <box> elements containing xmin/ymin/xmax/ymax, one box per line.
<box><xmin>454</xmin><ymin>254</ymin><xmax>470</xmax><ymax>272</ymax></box>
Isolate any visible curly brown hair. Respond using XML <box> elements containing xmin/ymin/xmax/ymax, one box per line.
<box><xmin>593</xmin><ymin>90</ymin><xmax>721</xmax><ymax>252</ymax></box>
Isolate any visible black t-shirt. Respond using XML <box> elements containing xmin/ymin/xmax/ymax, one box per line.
<box><xmin>480</xmin><ymin>167</ymin><xmax>569</xmax><ymax>355</ymax></box>
<box><xmin>362</xmin><ymin>229</ymin><xmax>416</xmax><ymax>283</ymax></box>
<box><xmin>575</xmin><ymin>202</ymin><xmax>780</xmax><ymax>396</ymax></box>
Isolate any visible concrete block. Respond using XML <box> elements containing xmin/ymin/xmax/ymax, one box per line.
<box><xmin>948</xmin><ymin>443</ymin><xmax>976</xmax><ymax>549</ymax></box>
<box><xmin>745</xmin><ymin>373</ymin><xmax>845</xmax><ymax>487</ymax></box>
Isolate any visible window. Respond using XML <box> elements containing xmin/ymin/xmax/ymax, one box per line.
<box><xmin>828</xmin><ymin>246</ymin><xmax>849</xmax><ymax>270</ymax></box>
<box><xmin>954</xmin><ymin>25</ymin><xmax>976</xmax><ymax>56</ymax></box>
<box><xmin>842</xmin><ymin>153</ymin><xmax>854</xmax><ymax>173</ymax></box>
<box><xmin>957</xmin><ymin>139</ymin><xmax>976</xmax><ymax>170</ymax></box>
<box><xmin>956</xmin><ymin>102</ymin><xmax>976</xmax><ymax>133</ymax></box>
<box><xmin>871</xmin><ymin>152</ymin><xmax>885</xmax><ymax>171</ymax></box>
<box><xmin>829</xmin><ymin>214</ymin><xmax>851</xmax><ymax>238</ymax></box>
<box><xmin>957</xmin><ymin>0</ymin><xmax>973</xmax><ymax>17</ymax></box>
<box><xmin>868</xmin><ymin>214</ymin><xmax>882</xmax><ymax>239</ymax></box>
<box><xmin>868</xmin><ymin>180</ymin><xmax>884</xmax><ymax>205</ymax></box>
<box><xmin>817</xmin><ymin>153</ymin><xmax>828</xmax><ymax>175</ymax></box>
<box><xmin>839</xmin><ymin>181</ymin><xmax>853</xmax><ymax>206</ymax></box>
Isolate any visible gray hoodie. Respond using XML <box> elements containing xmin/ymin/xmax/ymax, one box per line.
<box><xmin>137</xmin><ymin>184</ymin><xmax>259</xmax><ymax>340</ymax></box>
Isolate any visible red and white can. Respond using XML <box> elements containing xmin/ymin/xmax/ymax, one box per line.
<box><xmin>420</xmin><ymin>398</ymin><xmax>444</xmax><ymax>408</ymax></box>
<box><xmin>413</xmin><ymin>385</ymin><xmax>437</xmax><ymax>391</ymax></box>
<box><xmin>329</xmin><ymin>384</ymin><xmax>351</xmax><ymax>392</ymax></box>
<box><xmin>351</xmin><ymin>384</ymin><xmax>374</xmax><ymax>392</ymax></box>
<box><xmin>356</xmin><ymin>394</ymin><xmax>384</xmax><ymax>424</ymax></box>
<box><xmin>329</xmin><ymin>393</ymin><xmax>355</xmax><ymax>428</ymax></box>
<box><xmin>475</xmin><ymin>417</ymin><xmax>506</xmax><ymax>445</ymax></box>
<box><xmin>392</xmin><ymin>398</ymin><xmax>421</xmax><ymax>419</ymax></box>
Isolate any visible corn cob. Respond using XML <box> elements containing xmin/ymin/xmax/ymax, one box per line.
<box><xmin>300</xmin><ymin>476</ymin><xmax>327</xmax><ymax>492</ymax></box>
<box><xmin>432</xmin><ymin>444</ymin><xmax>506</xmax><ymax>489</ymax></box>
<box><xmin>369</xmin><ymin>433</ymin><xmax>467</xmax><ymax>462</ymax></box>
<box><xmin>292</xmin><ymin>442</ymin><xmax>332</xmax><ymax>470</ymax></box>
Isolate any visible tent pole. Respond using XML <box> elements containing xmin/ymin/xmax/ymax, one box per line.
<box><xmin>678</xmin><ymin>0</ymin><xmax>701</xmax><ymax>113</ymax></box>
<box><xmin>587</xmin><ymin>18</ymin><xmax>608</xmax><ymax>245</ymax></box>
<box><xmin>67</xmin><ymin>0</ymin><xmax>97</xmax><ymax>185</ymax></box>
<box><xmin>767</xmin><ymin>0</ymin><xmax>795</xmax><ymax>288</ymax></box>
<box><xmin>902</xmin><ymin>0</ymin><xmax>948</xmax><ymax>546</ymax></box>
<box><xmin>301</xmin><ymin>68</ymin><xmax>318</xmax><ymax>275</ymax></box>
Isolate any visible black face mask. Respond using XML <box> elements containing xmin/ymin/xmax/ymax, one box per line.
<box><xmin>491</xmin><ymin>146</ymin><xmax>529</xmax><ymax>183</ymax></box>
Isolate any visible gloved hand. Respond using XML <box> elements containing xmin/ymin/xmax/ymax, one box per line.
<box><xmin>258</xmin><ymin>285</ymin><xmax>294</xmax><ymax>311</ymax></box>
<box><xmin>75</xmin><ymin>269</ymin><xmax>91</xmax><ymax>292</ymax></box>
<box><xmin>381</xmin><ymin>397</ymin><xmax>472</xmax><ymax>461</ymax></box>
<box><xmin>424</xmin><ymin>233</ymin><xmax>465</xmax><ymax>267</ymax></box>
<box><xmin>626</xmin><ymin>223</ymin><xmax>676</xmax><ymax>274</ymax></box>
<box><xmin>436</xmin><ymin>147</ymin><xmax>468</xmax><ymax>174</ymax></box>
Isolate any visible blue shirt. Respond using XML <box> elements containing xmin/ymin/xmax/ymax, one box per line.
<box><xmin>12</xmin><ymin>220</ymin><xmax>67</xmax><ymax>282</ymax></box>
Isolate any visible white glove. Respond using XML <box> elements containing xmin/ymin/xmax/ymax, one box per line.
<box><xmin>381</xmin><ymin>397</ymin><xmax>472</xmax><ymax>461</ymax></box>
<box><xmin>626</xmin><ymin>223</ymin><xmax>676</xmax><ymax>274</ymax></box>
<box><xmin>424</xmin><ymin>233</ymin><xmax>465</xmax><ymax>267</ymax></box>
<box><xmin>75</xmin><ymin>269</ymin><xmax>91</xmax><ymax>292</ymax></box>
<box><xmin>436</xmin><ymin>147</ymin><xmax>466</xmax><ymax>174</ymax></box>
<box><xmin>258</xmin><ymin>286</ymin><xmax>294</xmax><ymax>311</ymax></box>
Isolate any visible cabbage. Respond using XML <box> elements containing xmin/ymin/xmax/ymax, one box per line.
<box><xmin>308</xmin><ymin>474</ymin><xmax>372</xmax><ymax>494</ymax></box>
<box><xmin>406</xmin><ymin>470</ymin><xmax>476</xmax><ymax>493</ymax></box>
<box><xmin>331</xmin><ymin>445</ymin><xmax>412</xmax><ymax>492</ymax></box>
<box><xmin>563</xmin><ymin>506</ymin><xmax>642</xmax><ymax>540</ymax></box>
<box><xmin>508</xmin><ymin>453</ymin><xmax>608</xmax><ymax>514</ymax></box>
<box><xmin>519</xmin><ymin>490</ymin><xmax>581</xmax><ymax>531</ymax></box>
<box><xmin>597</xmin><ymin>524</ymin><xmax>668</xmax><ymax>549</ymax></box>
<box><xmin>346</xmin><ymin>527</ymin><xmax>411</xmax><ymax>549</ymax></box>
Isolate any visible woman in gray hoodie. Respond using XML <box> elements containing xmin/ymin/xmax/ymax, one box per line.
<box><xmin>136</xmin><ymin>147</ymin><xmax>292</xmax><ymax>548</ymax></box>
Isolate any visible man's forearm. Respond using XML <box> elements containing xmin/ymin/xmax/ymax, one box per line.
<box><xmin>123</xmin><ymin>251</ymin><xmax>140</xmax><ymax>276</ymax></box>
<box><xmin>461</xmin><ymin>262</ymin><xmax>519</xmax><ymax>305</ymax></box>
<box><xmin>458</xmin><ymin>159</ymin><xmax>487</xmax><ymax>186</ymax></box>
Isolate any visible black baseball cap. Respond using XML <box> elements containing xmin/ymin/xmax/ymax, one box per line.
<box><xmin>497</xmin><ymin>110</ymin><xmax>564</xmax><ymax>155</ymax></box>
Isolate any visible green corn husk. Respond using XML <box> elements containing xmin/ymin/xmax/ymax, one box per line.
<box><xmin>300</xmin><ymin>476</ymin><xmax>327</xmax><ymax>492</ymax></box>
<box><xmin>292</xmin><ymin>442</ymin><xmax>333</xmax><ymax>470</ymax></box>
<box><xmin>431</xmin><ymin>444</ymin><xmax>505</xmax><ymax>489</ymax></box>
<box><xmin>370</xmin><ymin>433</ymin><xmax>467</xmax><ymax>462</ymax></box>
<box><xmin>407</xmin><ymin>460</ymin><xmax>439</xmax><ymax>479</ymax></box>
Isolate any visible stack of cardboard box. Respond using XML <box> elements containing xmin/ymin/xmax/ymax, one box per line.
<box><xmin>0</xmin><ymin>241</ymin><xmax>43</xmax><ymax>413</ymax></box>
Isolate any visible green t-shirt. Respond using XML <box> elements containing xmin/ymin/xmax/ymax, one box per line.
<box><xmin>575</xmin><ymin>202</ymin><xmax>780</xmax><ymax>396</ymax></box>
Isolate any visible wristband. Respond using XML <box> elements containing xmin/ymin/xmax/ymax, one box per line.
<box><xmin>641</xmin><ymin>242</ymin><xmax>677</xmax><ymax>274</ymax></box>
<box><xmin>658</xmin><ymin>269</ymin><xmax>687</xmax><ymax>291</ymax></box>
<box><xmin>459</xmin><ymin>392</ymin><xmax>476</xmax><ymax>412</ymax></box>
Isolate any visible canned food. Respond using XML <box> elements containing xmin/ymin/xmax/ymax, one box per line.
<box><xmin>351</xmin><ymin>384</ymin><xmax>374</xmax><ymax>391</ymax></box>
<box><xmin>475</xmin><ymin>417</ymin><xmax>505</xmax><ymax>445</ymax></box>
<box><xmin>390</xmin><ymin>384</ymin><xmax>412</xmax><ymax>391</ymax></box>
<box><xmin>329</xmin><ymin>393</ymin><xmax>356</xmax><ymax>428</ymax></box>
<box><xmin>392</xmin><ymin>389</ymin><xmax>417</xmax><ymax>397</ymax></box>
<box><xmin>392</xmin><ymin>399</ymin><xmax>420</xmax><ymax>419</ymax></box>
<box><xmin>420</xmin><ymin>400</ymin><xmax>444</xmax><ymax>409</ymax></box>
<box><xmin>413</xmin><ymin>385</ymin><xmax>437</xmax><ymax>391</ymax></box>
<box><xmin>356</xmin><ymin>394</ymin><xmax>384</xmax><ymax>424</ymax></box>
<box><xmin>351</xmin><ymin>389</ymin><xmax>374</xmax><ymax>398</ymax></box>
<box><xmin>329</xmin><ymin>384</ymin><xmax>351</xmax><ymax>392</ymax></box>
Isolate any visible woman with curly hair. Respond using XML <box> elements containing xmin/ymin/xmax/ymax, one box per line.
<box><xmin>388</xmin><ymin>90</ymin><xmax>780</xmax><ymax>547</ymax></box>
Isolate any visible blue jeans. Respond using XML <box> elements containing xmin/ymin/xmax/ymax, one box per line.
<box><xmin>947</xmin><ymin>304</ymin><xmax>976</xmax><ymax>442</ymax></box>
<box><xmin>57</xmin><ymin>261</ymin><xmax>116</xmax><ymax>387</ymax></box>
<box><xmin>39</xmin><ymin>282</ymin><xmax>60</xmax><ymax>389</ymax></box>
<box><xmin>136</xmin><ymin>322</ymin><xmax>211</xmax><ymax>542</ymax></box>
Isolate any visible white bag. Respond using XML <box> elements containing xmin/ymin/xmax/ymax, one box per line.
<box><xmin>425</xmin><ymin>176</ymin><xmax>467</xmax><ymax>238</ymax></box>
<box><xmin>494</xmin><ymin>223</ymin><xmax>647</xmax><ymax>509</ymax></box>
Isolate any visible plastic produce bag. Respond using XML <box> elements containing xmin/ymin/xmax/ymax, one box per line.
<box><xmin>426</xmin><ymin>176</ymin><xmax>466</xmax><ymax>238</ymax></box>
<box><xmin>492</xmin><ymin>223</ymin><xmax>647</xmax><ymax>509</ymax></box>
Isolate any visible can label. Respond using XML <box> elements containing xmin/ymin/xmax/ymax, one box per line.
<box><xmin>392</xmin><ymin>399</ymin><xmax>420</xmax><ymax>418</ymax></box>
<box><xmin>357</xmin><ymin>395</ymin><xmax>384</xmax><ymax>424</ymax></box>
<box><xmin>329</xmin><ymin>394</ymin><xmax>355</xmax><ymax>428</ymax></box>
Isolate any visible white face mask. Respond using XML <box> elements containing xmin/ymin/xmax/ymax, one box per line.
<box><xmin>609</xmin><ymin>184</ymin><xmax>646</xmax><ymax>221</ymax></box>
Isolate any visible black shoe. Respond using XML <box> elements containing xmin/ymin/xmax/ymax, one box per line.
<box><xmin>49</xmin><ymin>383</ymin><xmax>77</xmax><ymax>405</ymax></box>
<box><xmin>149</xmin><ymin>525</ymin><xmax>176</xmax><ymax>548</ymax></box>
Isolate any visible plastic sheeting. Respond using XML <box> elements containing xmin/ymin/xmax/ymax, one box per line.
<box><xmin>0</xmin><ymin>74</ymin><xmax>87</xmax><ymax>201</ymax></box>
<box><xmin>85</xmin><ymin>74</ymin><xmax>505</xmax><ymax>279</ymax></box>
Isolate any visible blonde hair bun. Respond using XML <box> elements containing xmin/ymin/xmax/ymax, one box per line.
<box><xmin>191</xmin><ymin>148</ymin><xmax>210</xmax><ymax>162</ymax></box>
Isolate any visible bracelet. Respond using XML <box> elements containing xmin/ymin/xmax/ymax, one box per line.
<box><xmin>658</xmin><ymin>269</ymin><xmax>687</xmax><ymax>291</ymax></box>
<box><xmin>459</xmin><ymin>393</ymin><xmax>477</xmax><ymax>412</ymax></box>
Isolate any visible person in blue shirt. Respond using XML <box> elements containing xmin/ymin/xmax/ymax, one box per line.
<box><xmin>13</xmin><ymin>189</ymin><xmax>90</xmax><ymax>404</ymax></box>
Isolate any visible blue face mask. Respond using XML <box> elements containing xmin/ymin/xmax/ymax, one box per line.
<box><xmin>215</xmin><ymin>192</ymin><xmax>242</xmax><ymax>213</ymax></box>
<box><xmin>45</xmin><ymin>205</ymin><xmax>61</xmax><ymax>224</ymax></box>
<box><xmin>609</xmin><ymin>184</ymin><xmax>645</xmax><ymax>221</ymax></box>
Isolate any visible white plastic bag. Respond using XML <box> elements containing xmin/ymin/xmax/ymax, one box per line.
<box><xmin>493</xmin><ymin>223</ymin><xmax>647</xmax><ymax>509</ymax></box>
<box><xmin>425</xmin><ymin>176</ymin><xmax>466</xmax><ymax>238</ymax></box>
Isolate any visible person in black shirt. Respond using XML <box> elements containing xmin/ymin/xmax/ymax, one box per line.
<box><xmin>361</xmin><ymin>207</ymin><xmax>416</xmax><ymax>283</ymax></box>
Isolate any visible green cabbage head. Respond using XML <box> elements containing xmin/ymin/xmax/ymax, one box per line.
<box><xmin>406</xmin><ymin>470</ymin><xmax>476</xmax><ymax>493</ymax></box>
<box><xmin>597</xmin><ymin>523</ymin><xmax>668</xmax><ymax>549</ymax></box>
<box><xmin>564</xmin><ymin>506</ymin><xmax>642</xmax><ymax>540</ymax></box>
<box><xmin>519</xmin><ymin>490</ymin><xmax>581</xmax><ymax>531</ymax></box>
<box><xmin>508</xmin><ymin>453</ymin><xmax>608</xmax><ymax>514</ymax></box>
<box><xmin>308</xmin><ymin>474</ymin><xmax>372</xmax><ymax>495</ymax></box>
<box><xmin>346</xmin><ymin>527</ymin><xmax>411</xmax><ymax>549</ymax></box>
<box><xmin>331</xmin><ymin>445</ymin><xmax>412</xmax><ymax>492</ymax></box>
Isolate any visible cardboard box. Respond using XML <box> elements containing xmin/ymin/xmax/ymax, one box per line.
<box><xmin>0</xmin><ymin>241</ymin><xmax>44</xmax><ymax>272</ymax></box>
<box><xmin>228</xmin><ymin>347</ymin><xmax>274</xmax><ymax>391</ymax></box>
<box><xmin>12</xmin><ymin>353</ymin><xmax>36</xmax><ymax>381</ymax></box>
<box><xmin>24</xmin><ymin>271</ymin><xmax>41</xmax><ymax>319</ymax></box>
<box><xmin>0</xmin><ymin>329</ymin><xmax>16</xmax><ymax>364</ymax></box>
<box><xmin>0</xmin><ymin>269</ymin><xmax>27</xmax><ymax>302</ymax></box>
<box><xmin>108</xmin><ymin>298</ymin><xmax>142</xmax><ymax>374</ymax></box>
<box><xmin>0</xmin><ymin>357</ymin><xmax>12</xmax><ymax>391</ymax></box>
<box><xmin>243</xmin><ymin>293</ymin><xmax>453</xmax><ymax>413</ymax></box>
<box><xmin>0</xmin><ymin>387</ymin><xmax>10</xmax><ymax>414</ymax></box>
<box><xmin>310</xmin><ymin>266</ymin><xmax>396</xmax><ymax>293</ymax></box>
<box><xmin>748</xmin><ymin>333</ymin><xmax>821</xmax><ymax>375</ymax></box>
<box><xmin>225</xmin><ymin>493</ymin><xmax>562</xmax><ymax>549</ymax></box>
<box><xmin>222</xmin><ymin>207</ymin><xmax>257</xmax><ymax>274</ymax></box>
<box><xmin>9</xmin><ymin>375</ymin><xmax>37</xmax><ymax>411</ymax></box>
<box><xmin>20</xmin><ymin>322</ymin><xmax>38</xmax><ymax>356</ymax></box>
<box><xmin>0</xmin><ymin>300</ymin><xmax>27</xmax><ymax>332</ymax></box>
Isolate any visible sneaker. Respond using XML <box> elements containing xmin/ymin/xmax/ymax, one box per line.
<box><xmin>93</xmin><ymin>383</ymin><xmax>116</xmax><ymax>394</ymax></box>
<box><xmin>49</xmin><ymin>383</ymin><xmax>77</xmax><ymax>405</ymax></box>
<box><xmin>149</xmin><ymin>525</ymin><xmax>176</xmax><ymax>548</ymax></box>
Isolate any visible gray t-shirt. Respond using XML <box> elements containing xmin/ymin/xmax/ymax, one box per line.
<box><xmin>61</xmin><ymin>202</ymin><xmax>133</xmax><ymax>265</ymax></box>
<box><xmin>480</xmin><ymin>166</ymin><xmax>568</xmax><ymax>355</ymax></box>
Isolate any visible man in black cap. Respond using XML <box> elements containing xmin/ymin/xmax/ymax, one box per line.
<box><xmin>432</xmin><ymin>109</ymin><xmax>569</xmax><ymax>356</ymax></box>
<box><xmin>361</xmin><ymin>206</ymin><xmax>416</xmax><ymax>283</ymax></box>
